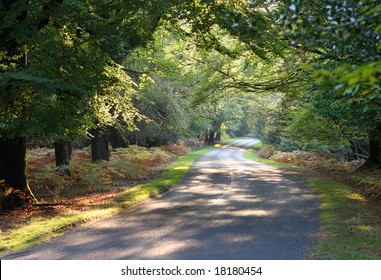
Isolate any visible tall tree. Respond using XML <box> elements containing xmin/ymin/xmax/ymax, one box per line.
<box><xmin>278</xmin><ymin>0</ymin><xmax>381</xmax><ymax>167</ymax></box>
<box><xmin>0</xmin><ymin>0</ymin><xmax>183</xmax><ymax>207</ymax></box>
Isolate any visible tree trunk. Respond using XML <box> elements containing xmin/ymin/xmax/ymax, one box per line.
<box><xmin>90</xmin><ymin>128</ymin><xmax>110</xmax><ymax>161</ymax></box>
<box><xmin>54</xmin><ymin>140</ymin><xmax>72</xmax><ymax>175</ymax></box>
<box><xmin>215</xmin><ymin>131</ymin><xmax>221</xmax><ymax>142</ymax></box>
<box><xmin>203</xmin><ymin>129</ymin><xmax>209</xmax><ymax>144</ymax></box>
<box><xmin>109</xmin><ymin>126</ymin><xmax>129</xmax><ymax>149</ymax></box>
<box><xmin>207</xmin><ymin>130</ymin><xmax>216</xmax><ymax>144</ymax></box>
<box><xmin>359</xmin><ymin>124</ymin><xmax>381</xmax><ymax>169</ymax></box>
<box><xmin>0</xmin><ymin>137</ymin><xmax>34</xmax><ymax>209</ymax></box>
<box><xmin>55</xmin><ymin>141</ymin><xmax>72</xmax><ymax>166</ymax></box>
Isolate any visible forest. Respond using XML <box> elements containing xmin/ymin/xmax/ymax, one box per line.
<box><xmin>0</xmin><ymin>0</ymin><xmax>380</xmax><ymax>212</ymax></box>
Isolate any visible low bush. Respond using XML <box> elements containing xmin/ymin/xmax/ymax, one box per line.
<box><xmin>272</xmin><ymin>150</ymin><xmax>364</xmax><ymax>171</ymax></box>
<box><xmin>26</xmin><ymin>144</ymin><xmax>183</xmax><ymax>200</ymax></box>
<box><xmin>161</xmin><ymin>143</ymin><xmax>188</xmax><ymax>156</ymax></box>
<box><xmin>257</xmin><ymin>144</ymin><xmax>278</xmax><ymax>159</ymax></box>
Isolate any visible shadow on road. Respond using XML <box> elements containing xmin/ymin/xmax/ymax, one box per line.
<box><xmin>5</xmin><ymin>138</ymin><xmax>318</xmax><ymax>260</ymax></box>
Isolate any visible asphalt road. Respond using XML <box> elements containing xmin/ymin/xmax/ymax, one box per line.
<box><xmin>4</xmin><ymin>138</ymin><xmax>319</xmax><ymax>259</ymax></box>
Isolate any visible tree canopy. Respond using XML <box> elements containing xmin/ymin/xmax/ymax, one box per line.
<box><xmin>1</xmin><ymin>0</ymin><xmax>380</xmax><ymax>208</ymax></box>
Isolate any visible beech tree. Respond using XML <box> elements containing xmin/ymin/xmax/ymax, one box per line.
<box><xmin>3</xmin><ymin>0</ymin><xmax>282</xmax><ymax>207</ymax></box>
<box><xmin>3</xmin><ymin>0</ymin><xmax>349</xmax><ymax>209</ymax></box>
<box><xmin>0</xmin><ymin>0</ymin><xmax>181</xmax><ymax>207</ymax></box>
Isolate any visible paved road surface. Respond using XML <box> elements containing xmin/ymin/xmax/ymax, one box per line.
<box><xmin>4</xmin><ymin>138</ymin><xmax>318</xmax><ymax>259</ymax></box>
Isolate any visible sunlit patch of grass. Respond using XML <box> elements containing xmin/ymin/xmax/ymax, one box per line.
<box><xmin>0</xmin><ymin>208</ymin><xmax>119</xmax><ymax>253</ymax></box>
<box><xmin>308</xmin><ymin>179</ymin><xmax>381</xmax><ymax>259</ymax></box>
<box><xmin>221</xmin><ymin>137</ymin><xmax>245</xmax><ymax>144</ymax></box>
<box><xmin>251</xmin><ymin>142</ymin><xmax>263</xmax><ymax>150</ymax></box>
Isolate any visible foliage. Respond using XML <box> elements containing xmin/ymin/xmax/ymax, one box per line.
<box><xmin>161</xmin><ymin>142</ymin><xmax>189</xmax><ymax>156</ymax></box>
<box><xmin>278</xmin><ymin>101</ymin><xmax>360</xmax><ymax>153</ymax></box>
<box><xmin>351</xmin><ymin>174</ymin><xmax>381</xmax><ymax>203</ymax></box>
<box><xmin>273</xmin><ymin>151</ymin><xmax>364</xmax><ymax>171</ymax></box>
<box><xmin>26</xmin><ymin>144</ymin><xmax>181</xmax><ymax>200</ymax></box>
<box><xmin>0</xmin><ymin>0</ymin><xmax>155</xmax><ymax>141</ymax></box>
<box><xmin>274</xmin><ymin>0</ymin><xmax>381</xmax><ymax>162</ymax></box>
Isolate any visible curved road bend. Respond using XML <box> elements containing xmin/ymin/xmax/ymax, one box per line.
<box><xmin>4</xmin><ymin>138</ymin><xmax>319</xmax><ymax>260</ymax></box>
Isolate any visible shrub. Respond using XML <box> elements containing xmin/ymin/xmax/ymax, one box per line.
<box><xmin>161</xmin><ymin>143</ymin><xmax>188</xmax><ymax>156</ymax></box>
<box><xmin>272</xmin><ymin>151</ymin><xmax>364</xmax><ymax>171</ymax></box>
<box><xmin>257</xmin><ymin>144</ymin><xmax>278</xmax><ymax>159</ymax></box>
<box><xmin>26</xmin><ymin>144</ymin><xmax>179</xmax><ymax>199</ymax></box>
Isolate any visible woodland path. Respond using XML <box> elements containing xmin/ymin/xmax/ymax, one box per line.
<box><xmin>4</xmin><ymin>138</ymin><xmax>318</xmax><ymax>259</ymax></box>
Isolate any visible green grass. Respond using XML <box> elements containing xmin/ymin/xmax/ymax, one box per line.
<box><xmin>221</xmin><ymin>137</ymin><xmax>245</xmax><ymax>145</ymax></box>
<box><xmin>0</xmin><ymin>146</ymin><xmax>215</xmax><ymax>256</ymax></box>
<box><xmin>0</xmin><ymin>208</ymin><xmax>119</xmax><ymax>253</ymax></box>
<box><xmin>308</xmin><ymin>179</ymin><xmax>381</xmax><ymax>259</ymax></box>
<box><xmin>244</xmin><ymin>148</ymin><xmax>381</xmax><ymax>259</ymax></box>
<box><xmin>251</xmin><ymin>142</ymin><xmax>263</xmax><ymax>151</ymax></box>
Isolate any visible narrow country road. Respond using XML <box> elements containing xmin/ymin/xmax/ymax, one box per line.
<box><xmin>4</xmin><ymin>138</ymin><xmax>319</xmax><ymax>260</ymax></box>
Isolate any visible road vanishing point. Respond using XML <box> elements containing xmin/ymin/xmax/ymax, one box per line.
<box><xmin>4</xmin><ymin>138</ymin><xmax>319</xmax><ymax>259</ymax></box>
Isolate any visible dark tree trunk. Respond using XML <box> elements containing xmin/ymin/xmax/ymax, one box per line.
<box><xmin>0</xmin><ymin>137</ymin><xmax>34</xmax><ymax>209</ymax></box>
<box><xmin>215</xmin><ymin>131</ymin><xmax>221</xmax><ymax>142</ymax></box>
<box><xmin>0</xmin><ymin>137</ymin><xmax>28</xmax><ymax>191</ymax></box>
<box><xmin>90</xmin><ymin>128</ymin><xmax>109</xmax><ymax>161</ymax></box>
<box><xmin>359</xmin><ymin>124</ymin><xmax>381</xmax><ymax>170</ymax></box>
<box><xmin>109</xmin><ymin>126</ymin><xmax>129</xmax><ymax>149</ymax></box>
<box><xmin>54</xmin><ymin>141</ymin><xmax>72</xmax><ymax>175</ymax></box>
<box><xmin>203</xmin><ymin>129</ymin><xmax>209</xmax><ymax>144</ymax></box>
<box><xmin>207</xmin><ymin>130</ymin><xmax>216</xmax><ymax>144</ymax></box>
<box><xmin>55</xmin><ymin>141</ymin><xmax>72</xmax><ymax>166</ymax></box>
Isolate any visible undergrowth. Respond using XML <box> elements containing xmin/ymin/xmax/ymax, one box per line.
<box><xmin>251</xmin><ymin>144</ymin><xmax>381</xmax><ymax>203</ymax></box>
<box><xmin>27</xmin><ymin>145</ymin><xmax>181</xmax><ymax>200</ymax></box>
<box><xmin>272</xmin><ymin>150</ymin><xmax>364</xmax><ymax>171</ymax></box>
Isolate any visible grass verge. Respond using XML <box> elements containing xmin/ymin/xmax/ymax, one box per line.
<box><xmin>244</xmin><ymin>149</ymin><xmax>381</xmax><ymax>259</ymax></box>
<box><xmin>308</xmin><ymin>179</ymin><xmax>381</xmax><ymax>259</ymax></box>
<box><xmin>221</xmin><ymin>137</ymin><xmax>245</xmax><ymax>145</ymax></box>
<box><xmin>0</xmin><ymin>146</ymin><xmax>215</xmax><ymax>256</ymax></box>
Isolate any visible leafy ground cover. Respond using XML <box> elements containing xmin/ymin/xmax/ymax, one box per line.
<box><xmin>245</xmin><ymin>145</ymin><xmax>381</xmax><ymax>259</ymax></box>
<box><xmin>0</xmin><ymin>143</ymin><xmax>214</xmax><ymax>255</ymax></box>
<box><xmin>249</xmin><ymin>143</ymin><xmax>381</xmax><ymax>203</ymax></box>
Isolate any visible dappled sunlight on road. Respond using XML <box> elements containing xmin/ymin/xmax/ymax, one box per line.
<box><xmin>143</xmin><ymin>239</ymin><xmax>194</xmax><ymax>258</ymax></box>
<box><xmin>229</xmin><ymin>209</ymin><xmax>276</xmax><ymax>217</ymax></box>
<box><xmin>4</xmin><ymin>138</ymin><xmax>318</xmax><ymax>260</ymax></box>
